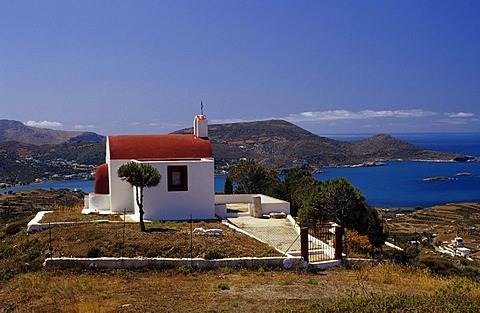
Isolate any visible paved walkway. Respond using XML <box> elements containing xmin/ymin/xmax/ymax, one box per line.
<box><xmin>228</xmin><ymin>216</ymin><xmax>301</xmax><ymax>254</ymax></box>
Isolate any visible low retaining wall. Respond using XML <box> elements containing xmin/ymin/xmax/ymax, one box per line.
<box><xmin>214</xmin><ymin>194</ymin><xmax>290</xmax><ymax>219</ymax></box>
<box><xmin>27</xmin><ymin>211</ymin><xmax>112</xmax><ymax>234</ymax></box>
<box><xmin>308</xmin><ymin>259</ymin><xmax>342</xmax><ymax>270</ymax></box>
<box><xmin>44</xmin><ymin>256</ymin><xmax>306</xmax><ymax>270</ymax></box>
<box><xmin>27</xmin><ymin>211</ymin><xmax>53</xmax><ymax>233</ymax></box>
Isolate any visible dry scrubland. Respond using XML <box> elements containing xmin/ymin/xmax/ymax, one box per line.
<box><xmin>2</xmin><ymin>264</ymin><xmax>480</xmax><ymax>312</ymax></box>
<box><xmin>384</xmin><ymin>203</ymin><xmax>480</xmax><ymax>258</ymax></box>
<box><xmin>2</xmin><ymin>190</ymin><xmax>480</xmax><ymax>312</ymax></box>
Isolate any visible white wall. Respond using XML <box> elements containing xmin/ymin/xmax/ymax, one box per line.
<box><xmin>261</xmin><ymin>200</ymin><xmax>290</xmax><ymax>215</ymax></box>
<box><xmin>108</xmin><ymin>160</ymin><xmax>136</xmax><ymax>213</ymax></box>
<box><xmin>88</xmin><ymin>194</ymin><xmax>111</xmax><ymax>211</ymax></box>
<box><xmin>214</xmin><ymin>194</ymin><xmax>290</xmax><ymax>216</ymax></box>
<box><xmin>139</xmin><ymin>159</ymin><xmax>215</xmax><ymax>220</ymax></box>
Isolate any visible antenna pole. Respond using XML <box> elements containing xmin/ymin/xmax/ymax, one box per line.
<box><xmin>200</xmin><ymin>101</ymin><xmax>204</xmax><ymax>115</ymax></box>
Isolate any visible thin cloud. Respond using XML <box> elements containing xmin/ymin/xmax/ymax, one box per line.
<box><xmin>210</xmin><ymin>118</ymin><xmax>254</xmax><ymax>124</ymax></box>
<box><xmin>149</xmin><ymin>122</ymin><xmax>188</xmax><ymax>129</ymax></box>
<box><xmin>444</xmin><ymin>112</ymin><xmax>475</xmax><ymax>118</ymax></box>
<box><xmin>438</xmin><ymin>111</ymin><xmax>478</xmax><ymax>125</ymax></box>
<box><xmin>286</xmin><ymin>109</ymin><xmax>437</xmax><ymax>122</ymax></box>
<box><xmin>437</xmin><ymin>117</ymin><xmax>479</xmax><ymax>125</ymax></box>
<box><xmin>74</xmin><ymin>124</ymin><xmax>97</xmax><ymax>129</ymax></box>
<box><xmin>25</xmin><ymin>120</ymin><xmax>64</xmax><ymax>128</ymax></box>
<box><xmin>437</xmin><ymin>119</ymin><xmax>468</xmax><ymax>125</ymax></box>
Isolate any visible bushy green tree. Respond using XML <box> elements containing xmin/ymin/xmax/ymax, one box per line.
<box><xmin>318</xmin><ymin>178</ymin><xmax>366</xmax><ymax>228</ymax></box>
<box><xmin>262</xmin><ymin>169</ymin><xmax>286</xmax><ymax>199</ymax></box>
<box><xmin>228</xmin><ymin>159</ymin><xmax>284</xmax><ymax>197</ymax></box>
<box><xmin>284</xmin><ymin>168</ymin><xmax>320</xmax><ymax>216</ymax></box>
<box><xmin>117</xmin><ymin>161</ymin><xmax>161</xmax><ymax>232</ymax></box>
<box><xmin>299</xmin><ymin>177</ymin><xmax>386</xmax><ymax>247</ymax></box>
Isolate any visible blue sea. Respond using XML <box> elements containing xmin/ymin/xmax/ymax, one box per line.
<box><xmin>3</xmin><ymin>132</ymin><xmax>480</xmax><ymax>209</ymax></box>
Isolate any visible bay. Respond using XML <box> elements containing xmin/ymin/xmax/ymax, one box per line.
<box><xmin>2</xmin><ymin>180</ymin><xmax>94</xmax><ymax>194</ymax></box>
<box><xmin>314</xmin><ymin>161</ymin><xmax>480</xmax><ymax>208</ymax></box>
<box><xmin>213</xmin><ymin>161</ymin><xmax>480</xmax><ymax>208</ymax></box>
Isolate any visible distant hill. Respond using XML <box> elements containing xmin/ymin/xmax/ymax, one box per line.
<box><xmin>174</xmin><ymin>119</ymin><xmax>470</xmax><ymax>171</ymax></box>
<box><xmin>0</xmin><ymin>119</ymin><xmax>104</xmax><ymax>145</ymax></box>
<box><xmin>0</xmin><ymin>140</ymin><xmax>105</xmax><ymax>184</ymax></box>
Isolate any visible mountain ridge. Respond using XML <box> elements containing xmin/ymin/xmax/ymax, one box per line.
<box><xmin>174</xmin><ymin>119</ymin><xmax>469</xmax><ymax>171</ymax></box>
<box><xmin>0</xmin><ymin>119</ymin><xmax>105</xmax><ymax>145</ymax></box>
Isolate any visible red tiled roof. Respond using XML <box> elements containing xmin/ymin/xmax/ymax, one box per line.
<box><xmin>94</xmin><ymin>163</ymin><xmax>109</xmax><ymax>194</ymax></box>
<box><xmin>108</xmin><ymin>134</ymin><xmax>213</xmax><ymax>160</ymax></box>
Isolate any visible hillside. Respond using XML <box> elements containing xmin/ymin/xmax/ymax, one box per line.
<box><xmin>0</xmin><ymin>141</ymin><xmax>105</xmax><ymax>185</ymax></box>
<box><xmin>0</xmin><ymin>119</ymin><xmax>104</xmax><ymax>145</ymax></box>
<box><xmin>174</xmin><ymin>119</ymin><xmax>468</xmax><ymax>171</ymax></box>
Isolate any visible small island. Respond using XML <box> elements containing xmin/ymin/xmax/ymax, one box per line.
<box><xmin>455</xmin><ymin>172</ymin><xmax>473</xmax><ymax>176</ymax></box>
<box><xmin>422</xmin><ymin>176</ymin><xmax>456</xmax><ymax>181</ymax></box>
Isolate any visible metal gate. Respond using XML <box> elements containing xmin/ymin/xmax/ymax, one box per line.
<box><xmin>300</xmin><ymin>223</ymin><xmax>343</xmax><ymax>263</ymax></box>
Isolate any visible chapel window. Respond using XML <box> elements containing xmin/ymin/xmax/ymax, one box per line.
<box><xmin>167</xmin><ymin>166</ymin><xmax>188</xmax><ymax>191</ymax></box>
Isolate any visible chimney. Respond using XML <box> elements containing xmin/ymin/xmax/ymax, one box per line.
<box><xmin>193</xmin><ymin>115</ymin><xmax>208</xmax><ymax>139</ymax></box>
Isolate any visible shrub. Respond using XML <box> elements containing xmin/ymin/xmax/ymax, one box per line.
<box><xmin>21</xmin><ymin>251</ymin><xmax>39</xmax><ymax>262</ymax></box>
<box><xmin>177</xmin><ymin>265</ymin><xmax>194</xmax><ymax>275</ymax></box>
<box><xmin>123</xmin><ymin>246</ymin><xmax>136</xmax><ymax>258</ymax></box>
<box><xmin>0</xmin><ymin>244</ymin><xmax>15</xmax><ymax>259</ymax></box>
<box><xmin>257</xmin><ymin>266</ymin><xmax>266</xmax><ymax>276</ymax></box>
<box><xmin>87</xmin><ymin>246</ymin><xmax>102</xmax><ymax>258</ymax></box>
<box><xmin>217</xmin><ymin>282</ymin><xmax>230</xmax><ymax>290</ymax></box>
<box><xmin>345</xmin><ymin>229</ymin><xmax>373</xmax><ymax>255</ymax></box>
<box><xmin>437</xmin><ymin>277</ymin><xmax>477</xmax><ymax>297</ymax></box>
<box><xmin>146</xmin><ymin>249</ymin><xmax>158</xmax><ymax>258</ymax></box>
<box><xmin>5</xmin><ymin>222</ymin><xmax>23</xmax><ymax>236</ymax></box>
<box><xmin>203</xmin><ymin>247</ymin><xmax>225</xmax><ymax>260</ymax></box>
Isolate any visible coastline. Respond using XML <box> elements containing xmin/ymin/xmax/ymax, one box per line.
<box><xmin>4</xmin><ymin>160</ymin><xmax>479</xmax><ymax>209</ymax></box>
<box><xmin>325</xmin><ymin>157</ymin><xmax>478</xmax><ymax>169</ymax></box>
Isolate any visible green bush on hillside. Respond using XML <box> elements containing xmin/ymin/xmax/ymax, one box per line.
<box><xmin>5</xmin><ymin>222</ymin><xmax>23</xmax><ymax>236</ymax></box>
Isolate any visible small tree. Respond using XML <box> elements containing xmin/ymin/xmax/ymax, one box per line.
<box><xmin>228</xmin><ymin>159</ymin><xmax>284</xmax><ymax>198</ymax></box>
<box><xmin>284</xmin><ymin>168</ymin><xmax>319</xmax><ymax>216</ymax></box>
<box><xmin>117</xmin><ymin>161</ymin><xmax>161</xmax><ymax>232</ymax></box>
<box><xmin>228</xmin><ymin>159</ymin><xmax>268</xmax><ymax>194</ymax></box>
<box><xmin>224</xmin><ymin>176</ymin><xmax>234</xmax><ymax>194</ymax></box>
<box><xmin>298</xmin><ymin>177</ymin><xmax>386</xmax><ymax>247</ymax></box>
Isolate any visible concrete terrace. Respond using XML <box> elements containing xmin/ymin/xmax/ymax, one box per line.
<box><xmin>227</xmin><ymin>216</ymin><xmax>301</xmax><ymax>255</ymax></box>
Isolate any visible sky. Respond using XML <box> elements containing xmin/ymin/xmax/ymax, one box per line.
<box><xmin>1</xmin><ymin>1</ymin><xmax>479</xmax><ymax>135</ymax></box>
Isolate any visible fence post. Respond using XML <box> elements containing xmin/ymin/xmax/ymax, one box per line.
<box><xmin>252</xmin><ymin>196</ymin><xmax>262</xmax><ymax>217</ymax></box>
<box><xmin>300</xmin><ymin>227</ymin><xmax>309</xmax><ymax>263</ymax></box>
<box><xmin>334</xmin><ymin>226</ymin><xmax>344</xmax><ymax>260</ymax></box>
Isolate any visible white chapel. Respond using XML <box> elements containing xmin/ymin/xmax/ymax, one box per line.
<box><xmin>85</xmin><ymin>114</ymin><xmax>215</xmax><ymax>220</ymax></box>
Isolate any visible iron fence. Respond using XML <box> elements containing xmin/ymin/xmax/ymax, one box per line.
<box><xmin>300</xmin><ymin>223</ymin><xmax>343</xmax><ymax>263</ymax></box>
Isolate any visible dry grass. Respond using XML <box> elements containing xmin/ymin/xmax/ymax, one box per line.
<box><xmin>353</xmin><ymin>263</ymin><xmax>445</xmax><ymax>294</ymax></box>
<box><xmin>2</xmin><ymin>263</ymin><xmax>480</xmax><ymax>312</ymax></box>
<box><xmin>3</xmin><ymin>191</ymin><xmax>480</xmax><ymax>311</ymax></box>
<box><xmin>30</xmin><ymin>220</ymin><xmax>280</xmax><ymax>259</ymax></box>
<box><xmin>22</xmin><ymin>198</ymin><xmax>279</xmax><ymax>259</ymax></box>
<box><xmin>0</xmin><ymin>189</ymin><xmax>85</xmax><ymax>227</ymax></box>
